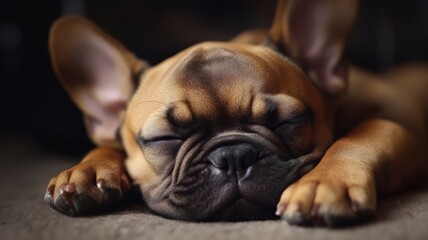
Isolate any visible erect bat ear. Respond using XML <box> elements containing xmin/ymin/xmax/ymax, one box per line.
<box><xmin>49</xmin><ymin>16</ymin><xmax>149</xmax><ymax>148</ymax></box>
<box><xmin>269</xmin><ymin>0</ymin><xmax>358</xmax><ymax>96</ymax></box>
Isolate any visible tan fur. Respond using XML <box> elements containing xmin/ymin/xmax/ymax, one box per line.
<box><xmin>45</xmin><ymin>1</ymin><xmax>428</xmax><ymax>226</ymax></box>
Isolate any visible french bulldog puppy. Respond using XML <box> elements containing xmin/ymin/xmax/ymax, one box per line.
<box><xmin>45</xmin><ymin>0</ymin><xmax>428</xmax><ymax>227</ymax></box>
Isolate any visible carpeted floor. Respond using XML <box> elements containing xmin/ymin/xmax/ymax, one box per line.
<box><xmin>1</xmin><ymin>136</ymin><xmax>428</xmax><ymax>240</ymax></box>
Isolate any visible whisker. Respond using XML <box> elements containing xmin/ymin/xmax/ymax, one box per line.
<box><xmin>132</xmin><ymin>100</ymin><xmax>168</xmax><ymax>107</ymax></box>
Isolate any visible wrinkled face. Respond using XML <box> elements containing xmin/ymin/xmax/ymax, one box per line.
<box><xmin>122</xmin><ymin>42</ymin><xmax>333</xmax><ymax>221</ymax></box>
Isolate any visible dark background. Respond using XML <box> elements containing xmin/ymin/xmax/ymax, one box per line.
<box><xmin>1</xmin><ymin>0</ymin><xmax>428</xmax><ymax>156</ymax></box>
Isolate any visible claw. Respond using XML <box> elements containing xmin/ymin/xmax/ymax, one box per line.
<box><xmin>96</xmin><ymin>178</ymin><xmax>121</xmax><ymax>207</ymax></box>
<box><xmin>59</xmin><ymin>183</ymin><xmax>76</xmax><ymax>194</ymax></box>
<box><xmin>275</xmin><ymin>203</ymin><xmax>287</xmax><ymax>216</ymax></box>
<box><xmin>120</xmin><ymin>174</ymin><xmax>131</xmax><ymax>192</ymax></box>
<box><xmin>282</xmin><ymin>212</ymin><xmax>312</xmax><ymax>226</ymax></box>
<box><xmin>97</xmin><ymin>179</ymin><xmax>107</xmax><ymax>189</ymax></box>
<box><xmin>47</xmin><ymin>185</ymin><xmax>55</xmax><ymax>195</ymax></box>
<box><xmin>44</xmin><ymin>186</ymin><xmax>56</xmax><ymax>209</ymax></box>
<box><xmin>310</xmin><ymin>203</ymin><xmax>320</xmax><ymax>217</ymax></box>
<box><xmin>73</xmin><ymin>194</ymin><xmax>98</xmax><ymax>214</ymax></box>
<box><xmin>55</xmin><ymin>193</ymin><xmax>76</xmax><ymax>215</ymax></box>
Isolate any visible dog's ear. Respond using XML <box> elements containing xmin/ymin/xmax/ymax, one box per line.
<box><xmin>269</xmin><ymin>0</ymin><xmax>358</xmax><ymax>96</ymax></box>
<box><xmin>49</xmin><ymin>16</ymin><xmax>149</xmax><ymax>148</ymax></box>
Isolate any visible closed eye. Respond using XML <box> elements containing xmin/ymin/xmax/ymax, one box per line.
<box><xmin>274</xmin><ymin>109</ymin><xmax>312</xmax><ymax>129</ymax></box>
<box><xmin>137</xmin><ymin>133</ymin><xmax>182</xmax><ymax>147</ymax></box>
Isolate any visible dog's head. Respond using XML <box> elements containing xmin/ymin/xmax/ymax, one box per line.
<box><xmin>49</xmin><ymin>0</ymin><xmax>357</xmax><ymax>220</ymax></box>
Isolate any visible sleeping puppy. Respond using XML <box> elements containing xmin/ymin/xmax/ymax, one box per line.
<box><xmin>44</xmin><ymin>0</ymin><xmax>428</xmax><ymax>227</ymax></box>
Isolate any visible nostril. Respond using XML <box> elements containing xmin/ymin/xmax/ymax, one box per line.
<box><xmin>241</xmin><ymin>149</ymin><xmax>257</xmax><ymax>168</ymax></box>
<box><xmin>207</xmin><ymin>150</ymin><xmax>230</xmax><ymax>170</ymax></box>
<box><xmin>206</xmin><ymin>143</ymin><xmax>258</xmax><ymax>172</ymax></box>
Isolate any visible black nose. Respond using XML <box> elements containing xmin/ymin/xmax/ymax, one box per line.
<box><xmin>207</xmin><ymin>143</ymin><xmax>258</xmax><ymax>173</ymax></box>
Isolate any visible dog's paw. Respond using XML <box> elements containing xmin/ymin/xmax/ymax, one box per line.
<box><xmin>276</xmin><ymin>173</ymin><xmax>376</xmax><ymax>227</ymax></box>
<box><xmin>44</xmin><ymin>161</ymin><xmax>130</xmax><ymax>216</ymax></box>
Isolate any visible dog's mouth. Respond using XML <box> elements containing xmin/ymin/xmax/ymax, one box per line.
<box><xmin>139</xmin><ymin>131</ymin><xmax>325</xmax><ymax>221</ymax></box>
<box><xmin>143</xmin><ymin>166</ymin><xmax>291</xmax><ymax>222</ymax></box>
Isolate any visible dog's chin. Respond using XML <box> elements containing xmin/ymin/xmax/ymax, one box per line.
<box><xmin>151</xmin><ymin>198</ymin><xmax>278</xmax><ymax>222</ymax></box>
<box><xmin>204</xmin><ymin>198</ymin><xmax>277</xmax><ymax>222</ymax></box>
<box><xmin>147</xmin><ymin>192</ymin><xmax>279</xmax><ymax>222</ymax></box>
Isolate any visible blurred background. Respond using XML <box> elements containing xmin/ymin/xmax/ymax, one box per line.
<box><xmin>1</xmin><ymin>0</ymin><xmax>428</xmax><ymax>157</ymax></box>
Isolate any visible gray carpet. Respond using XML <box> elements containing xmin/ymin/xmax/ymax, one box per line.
<box><xmin>1</xmin><ymin>136</ymin><xmax>428</xmax><ymax>240</ymax></box>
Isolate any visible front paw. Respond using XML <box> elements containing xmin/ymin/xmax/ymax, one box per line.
<box><xmin>44</xmin><ymin>161</ymin><xmax>130</xmax><ymax>215</ymax></box>
<box><xmin>276</xmin><ymin>175</ymin><xmax>376</xmax><ymax>227</ymax></box>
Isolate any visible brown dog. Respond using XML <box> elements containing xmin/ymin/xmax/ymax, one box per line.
<box><xmin>45</xmin><ymin>0</ymin><xmax>428</xmax><ymax>227</ymax></box>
